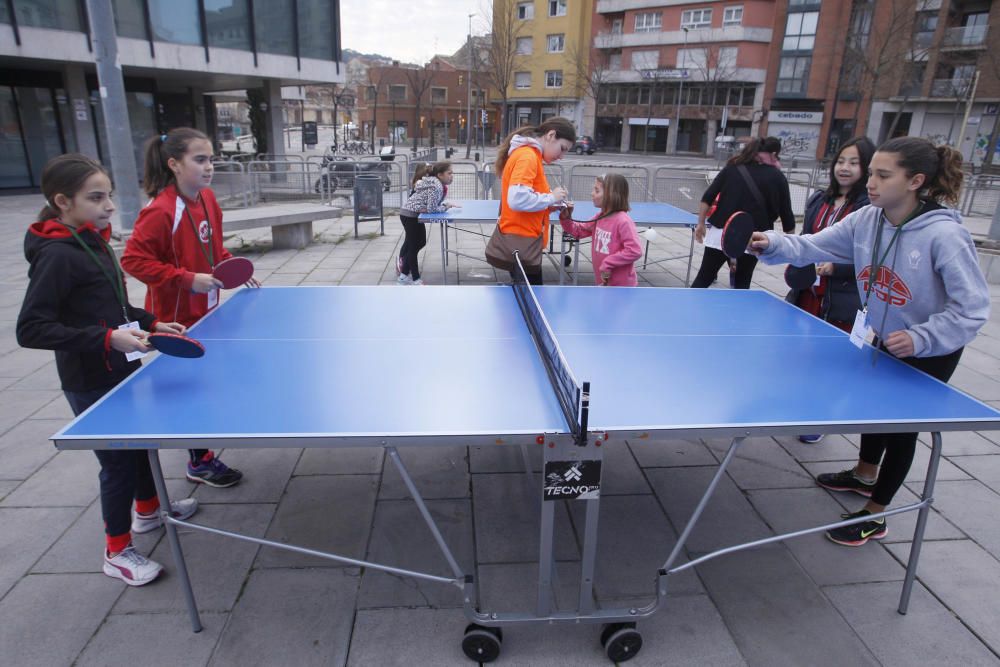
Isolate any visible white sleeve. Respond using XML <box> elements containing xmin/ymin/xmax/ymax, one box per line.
<box><xmin>507</xmin><ymin>184</ymin><xmax>556</xmax><ymax>212</ymax></box>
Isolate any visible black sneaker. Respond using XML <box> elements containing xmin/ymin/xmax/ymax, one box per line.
<box><xmin>816</xmin><ymin>468</ymin><xmax>876</xmax><ymax>498</ymax></box>
<box><xmin>186</xmin><ymin>456</ymin><xmax>243</xmax><ymax>488</ymax></box>
<box><xmin>826</xmin><ymin>509</ymin><xmax>887</xmax><ymax>546</ymax></box>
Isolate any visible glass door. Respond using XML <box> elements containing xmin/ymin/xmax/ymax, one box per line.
<box><xmin>0</xmin><ymin>87</ymin><xmax>32</xmax><ymax>188</ymax></box>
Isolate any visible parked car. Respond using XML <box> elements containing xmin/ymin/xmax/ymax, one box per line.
<box><xmin>573</xmin><ymin>136</ymin><xmax>596</xmax><ymax>155</ymax></box>
<box><xmin>314</xmin><ymin>155</ymin><xmax>392</xmax><ymax>194</ymax></box>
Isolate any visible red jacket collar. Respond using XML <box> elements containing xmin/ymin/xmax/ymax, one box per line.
<box><xmin>164</xmin><ymin>182</ymin><xmax>204</xmax><ymax>209</ymax></box>
<box><xmin>29</xmin><ymin>218</ymin><xmax>113</xmax><ymax>241</ymax></box>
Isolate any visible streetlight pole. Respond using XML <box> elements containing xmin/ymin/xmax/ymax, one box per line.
<box><xmin>465</xmin><ymin>13</ymin><xmax>474</xmax><ymax>158</ymax></box>
<box><xmin>673</xmin><ymin>26</ymin><xmax>689</xmax><ymax>155</ymax></box>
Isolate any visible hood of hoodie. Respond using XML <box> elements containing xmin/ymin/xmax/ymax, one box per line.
<box><xmin>414</xmin><ymin>175</ymin><xmax>441</xmax><ymax>193</ymax></box>
<box><xmin>892</xmin><ymin>200</ymin><xmax>951</xmax><ymax>232</ymax></box>
<box><xmin>509</xmin><ymin>134</ymin><xmax>543</xmax><ymax>156</ymax></box>
<box><xmin>25</xmin><ymin>219</ymin><xmax>112</xmax><ymax>264</ymax></box>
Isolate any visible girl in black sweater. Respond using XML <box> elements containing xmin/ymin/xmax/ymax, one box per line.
<box><xmin>692</xmin><ymin>136</ymin><xmax>796</xmax><ymax>289</ymax></box>
<box><xmin>16</xmin><ymin>154</ymin><xmax>195</xmax><ymax>587</ymax></box>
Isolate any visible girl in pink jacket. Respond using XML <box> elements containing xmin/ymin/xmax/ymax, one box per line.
<box><xmin>559</xmin><ymin>174</ymin><xmax>643</xmax><ymax>286</ymax></box>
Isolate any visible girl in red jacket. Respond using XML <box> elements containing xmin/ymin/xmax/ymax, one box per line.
<box><xmin>17</xmin><ymin>154</ymin><xmax>196</xmax><ymax>586</ymax></box>
<box><xmin>122</xmin><ymin>127</ymin><xmax>246</xmax><ymax>488</ymax></box>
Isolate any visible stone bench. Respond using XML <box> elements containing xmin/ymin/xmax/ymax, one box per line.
<box><xmin>223</xmin><ymin>203</ymin><xmax>343</xmax><ymax>249</ymax></box>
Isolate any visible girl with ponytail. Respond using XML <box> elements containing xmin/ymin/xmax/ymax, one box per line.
<box><xmin>750</xmin><ymin>136</ymin><xmax>989</xmax><ymax>548</ymax></box>
<box><xmin>489</xmin><ymin>117</ymin><xmax>576</xmax><ymax>284</ymax></box>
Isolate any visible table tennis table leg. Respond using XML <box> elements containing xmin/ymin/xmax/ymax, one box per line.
<box><xmin>684</xmin><ymin>227</ymin><xmax>695</xmax><ymax>287</ymax></box>
<box><xmin>537</xmin><ymin>500</ymin><xmax>557</xmax><ymax>617</ymax></box>
<box><xmin>661</xmin><ymin>437</ymin><xmax>744</xmax><ymax>573</ymax></box>
<box><xmin>386</xmin><ymin>448</ymin><xmax>466</xmax><ymax>581</ymax></box>
<box><xmin>573</xmin><ymin>240</ymin><xmax>581</xmax><ymax>286</ymax></box>
<box><xmin>147</xmin><ymin>450</ymin><xmax>202</xmax><ymax>633</ymax></box>
<box><xmin>577</xmin><ymin>497</ymin><xmax>600</xmax><ymax>615</ymax></box>
<box><xmin>898</xmin><ymin>431</ymin><xmax>943</xmax><ymax>615</ymax></box>
<box><xmin>439</xmin><ymin>223</ymin><xmax>449</xmax><ymax>285</ymax></box>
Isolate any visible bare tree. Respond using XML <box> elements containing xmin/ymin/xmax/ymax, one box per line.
<box><xmin>403</xmin><ymin>65</ymin><xmax>438</xmax><ymax>151</ymax></box>
<box><xmin>482</xmin><ymin>0</ymin><xmax>524</xmax><ymax>138</ymax></box>
<box><xmin>365</xmin><ymin>67</ymin><xmax>391</xmax><ymax>153</ymax></box>
<box><xmin>842</xmin><ymin>0</ymin><xmax>918</xmax><ymax>134</ymax></box>
<box><xmin>680</xmin><ymin>40</ymin><xmax>742</xmax><ymax>139</ymax></box>
<box><xmin>977</xmin><ymin>38</ymin><xmax>1000</xmax><ymax>166</ymax></box>
<box><xmin>565</xmin><ymin>42</ymin><xmax>614</xmax><ymax>137</ymax></box>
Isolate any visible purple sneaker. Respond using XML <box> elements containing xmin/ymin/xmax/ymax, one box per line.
<box><xmin>187</xmin><ymin>456</ymin><xmax>243</xmax><ymax>488</ymax></box>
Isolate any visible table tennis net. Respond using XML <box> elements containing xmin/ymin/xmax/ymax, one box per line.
<box><xmin>511</xmin><ymin>252</ymin><xmax>583</xmax><ymax>438</ymax></box>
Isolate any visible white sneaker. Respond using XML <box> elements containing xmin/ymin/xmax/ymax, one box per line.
<box><xmin>103</xmin><ymin>544</ymin><xmax>164</xmax><ymax>586</ymax></box>
<box><xmin>131</xmin><ymin>498</ymin><xmax>199</xmax><ymax>534</ymax></box>
<box><xmin>397</xmin><ymin>274</ymin><xmax>413</xmax><ymax>285</ymax></box>
<box><xmin>412</xmin><ymin>278</ymin><xmax>425</xmax><ymax>285</ymax></box>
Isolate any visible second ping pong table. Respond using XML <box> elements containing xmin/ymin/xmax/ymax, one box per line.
<box><xmin>52</xmin><ymin>282</ymin><xmax>1000</xmax><ymax>663</ymax></box>
<box><xmin>419</xmin><ymin>199</ymin><xmax>698</xmax><ymax>285</ymax></box>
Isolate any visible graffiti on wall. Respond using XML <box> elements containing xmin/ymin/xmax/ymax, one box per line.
<box><xmin>773</xmin><ymin>128</ymin><xmax>819</xmax><ymax>157</ymax></box>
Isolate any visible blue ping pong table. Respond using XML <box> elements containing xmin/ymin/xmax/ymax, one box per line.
<box><xmin>419</xmin><ymin>199</ymin><xmax>698</xmax><ymax>285</ymax></box>
<box><xmin>52</xmin><ymin>285</ymin><xmax>1000</xmax><ymax>663</ymax></box>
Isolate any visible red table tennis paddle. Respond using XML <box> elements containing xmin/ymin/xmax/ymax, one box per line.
<box><xmin>720</xmin><ymin>211</ymin><xmax>754</xmax><ymax>260</ymax></box>
<box><xmin>213</xmin><ymin>257</ymin><xmax>254</xmax><ymax>289</ymax></box>
<box><xmin>784</xmin><ymin>264</ymin><xmax>818</xmax><ymax>290</ymax></box>
<box><xmin>146</xmin><ymin>333</ymin><xmax>205</xmax><ymax>358</ymax></box>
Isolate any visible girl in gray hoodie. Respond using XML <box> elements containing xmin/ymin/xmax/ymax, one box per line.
<box><xmin>750</xmin><ymin>137</ymin><xmax>990</xmax><ymax>547</ymax></box>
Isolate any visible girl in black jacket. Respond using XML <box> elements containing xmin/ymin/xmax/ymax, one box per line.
<box><xmin>692</xmin><ymin>136</ymin><xmax>796</xmax><ymax>289</ymax></box>
<box><xmin>16</xmin><ymin>154</ymin><xmax>194</xmax><ymax>587</ymax></box>
<box><xmin>786</xmin><ymin>137</ymin><xmax>875</xmax><ymax>331</ymax></box>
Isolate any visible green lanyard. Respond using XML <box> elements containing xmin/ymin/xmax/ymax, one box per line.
<box><xmin>862</xmin><ymin>203</ymin><xmax>922</xmax><ymax>310</ymax></box>
<box><xmin>184</xmin><ymin>198</ymin><xmax>214</xmax><ymax>269</ymax></box>
<box><xmin>60</xmin><ymin>222</ymin><xmax>130</xmax><ymax>322</ymax></box>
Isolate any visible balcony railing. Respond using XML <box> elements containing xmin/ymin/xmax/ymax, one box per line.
<box><xmin>930</xmin><ymin>77</ymin><xmax>972</xmax><ymax>97</ymax></box>
<box><xmin>942</xmin><ymin>24</ymin><xmax>988</xmax><ymax>48</ymax></box>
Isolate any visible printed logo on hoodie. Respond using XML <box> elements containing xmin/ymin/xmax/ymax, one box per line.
<box><xmin>198</xmin><ymin>220</ymin><xmax>210</xmax><ymax>243</ymax></box>
<box><xmin>857</xmin><ymin>264</ymin><xmax>912</xmax><ymax>307</ymax></box>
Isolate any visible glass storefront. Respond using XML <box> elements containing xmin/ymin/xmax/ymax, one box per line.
<box><xmin>206</xmin><ymin>0</ymin><xmax>251</xmax><ymax>51</ymax></box>
<box><xmin>113</xmin><ymin>0</ymin><xmax>149</xmax><ymax>39</ymax></box>
<box><xmin>13</xmin><ymin>0</ymin><xmax>83</xmax><ymax>31</ymax></box>
<box><xmin>148</xmin><ymin>0</ymin><xmax>202</xmax><ymax>45</ymax></box>
<box><xmin>0</xmin><ymin>85</ymin><xmax>67</xmax><ymax>188</ymax></box>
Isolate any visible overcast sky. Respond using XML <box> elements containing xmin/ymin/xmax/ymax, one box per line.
<box><xmin>340</xmin><ymin>0</ymin><xmax>488</xmax><ymax>63</ymax></box>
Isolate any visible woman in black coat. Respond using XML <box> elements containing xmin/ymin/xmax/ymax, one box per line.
<box><xmin>692</xmin><ymin>136</ymin><xmax>796</xmax><ymax>289</ymax></box>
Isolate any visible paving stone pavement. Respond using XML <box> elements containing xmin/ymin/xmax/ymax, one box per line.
<box><xmin>2</xmin><ymin>193</ymin><xmax>1000</xmax><ymax>666</ymax></box>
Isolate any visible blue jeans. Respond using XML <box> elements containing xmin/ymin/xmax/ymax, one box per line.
<box><xmin>65</xmin><ymin>387</ymin><xmax>157</xmax><ymax>538</ymax></box>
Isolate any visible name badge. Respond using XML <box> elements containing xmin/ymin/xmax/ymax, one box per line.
<box><xmin>207</xmin><ymin>288</ymin><xmax>219</xmax><ymax>310</ymax></box>
<box><xmin>118</xmin><ymin>321</ymin><xmax>147</xmax><ymax>362</ymax></box>
<box><xmin>849</xmin><ymin>309</ymin><xmax>872</xmax><ymax>350</ymax></box>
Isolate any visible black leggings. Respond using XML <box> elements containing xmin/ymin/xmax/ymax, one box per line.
<box><xmin>399</xmin><ymin>215</ymin><xmax>427</xmax><ymax>280</ymax></box>
<box><xmin>65</xmin><ymin>387</ymin><xmax>157</xmax><ymax>538</ymax></box>
<box><xmin>691</xmin><ymin>246</ymin><xmax>758</xmax><ymax>289</ymax></box>
<box><xmin>861</xmin><ymin>346</ymin><xmax>964</xmax><ymax>506</ymax></box>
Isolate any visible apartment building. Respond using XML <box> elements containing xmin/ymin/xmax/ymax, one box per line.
<box><xmin>355</xmin><ymin>58</ymin><xmax>498</xmax><ymax>147</ymax></box>
<box><xmin>0</xmin><ymin>0</ymin><xmax>344</xmax><ymax>189</ymax></box>
<box><xmin>865</xmin><ymin>0</ymin><xmax>1000</xmax><ymax>164</ymax></box>
<box><xmin>494</xmin><ymin>0</ymin><xmax>594</xmax><ymax>133</ymax></box>
<box><xmin>590</xmin><ymin>0</ymin><xmax>773</xmax><ymax>154</ymax></box>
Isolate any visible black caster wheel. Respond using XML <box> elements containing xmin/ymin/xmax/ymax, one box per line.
<box><xmin>563</xmin><ymin>255</ymin><xmax>573</xmax><ymax>267</ymax></box>
<box><xmin>462</xmin><ymin>623</ymin><xmax>502</xmax><ymax>663</ymax></box>
<box><xmin>601</xmin><ymin>622</ymin><xmax>642</xmax><ymax>662</ymax></box>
